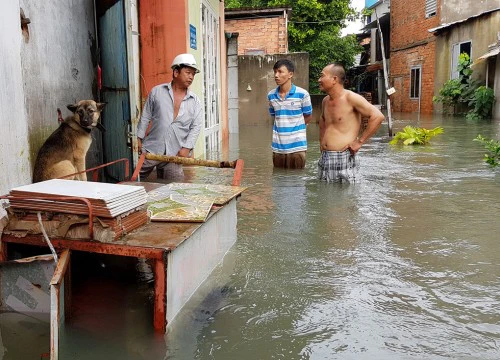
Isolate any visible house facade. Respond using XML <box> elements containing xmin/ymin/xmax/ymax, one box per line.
<box><xmin>430</xmin><ymin>4</ymin><xmax>500</xmax><ymax>117</ymax></box>
<box><xmin>0</xmin><ymin>0</ymin><xmax>227</xmax><ymax>195</ymax></box>
<box><xmin>140</xmin><ymin>0</ymin><xmax>228</xmax><ymax>157</ymax></box>
<box><xmin>390</xmin><ymin>0</ymin><xmax>439</xmax><ymax>114</ymax></box>
<box><xmin>347</xmin><ymin>0</ymin><xmax>390</xmax><ymax>107</ymax></box>
<box><xmin>224</xmin><ymin>7</ymin><xmax>291</xmax><ymax>55</ymax></box>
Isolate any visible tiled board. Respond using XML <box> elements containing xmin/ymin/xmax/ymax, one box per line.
<box><xmin>145</xmin><ymin>183</ymin><xmax>246</xmax><ymax>223</ymax></box>
<box><xmin>147</xmin><ymin>193</ymin><xmax>213</xmax><ymax>223</ymax></box>
<box><xmin>147</xmin><ymin>183</ymin><xmax>246</xmax><ymax>206</ymax></box>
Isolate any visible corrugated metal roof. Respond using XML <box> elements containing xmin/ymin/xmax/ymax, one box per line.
<box><xmin>473</xmin><ymin>46</ymin><xmax>500</xmax><ymax>66</ymax></box>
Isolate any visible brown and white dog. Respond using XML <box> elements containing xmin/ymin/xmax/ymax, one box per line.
<box><xmin>32</xmin><ymin>100</ymin><xmax>106</xmax><ymax>182</ymax></box>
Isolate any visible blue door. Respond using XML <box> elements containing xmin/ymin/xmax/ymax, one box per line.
<box><xmin>98</xmin><ymin>0</ymin><xmax>132</xmax><ymax>182</ymax></box>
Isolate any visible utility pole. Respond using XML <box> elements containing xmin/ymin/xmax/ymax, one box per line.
<box><xmin>375</xmin><ymin>8</ymin><xmax>393</xmax><ymax>137</ymax></box>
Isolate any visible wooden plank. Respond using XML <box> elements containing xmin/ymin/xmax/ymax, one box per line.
<box><xmin>145</xmin><ymin>153</ymin><xmax>237</xmax><ymax>168</ymax></box>
<box><xmin>50</xmin><ymin>250</ymin><xmax>71</xmax><ymax>286</ymax></box>
<box><xmin>50</xmin><ymin>285</ymin><xmax>60</xmax><ymax>360</ymax></box>
<box><xmin>232</xmin><ymin>159</ymin><xmax>244</xmax><ymax>186</ymax></box>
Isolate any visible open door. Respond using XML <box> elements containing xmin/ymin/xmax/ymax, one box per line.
<box><xmin>98</xmin><ymin>0</ymin><xmax>133</xmax><ymax>182</ymax></box>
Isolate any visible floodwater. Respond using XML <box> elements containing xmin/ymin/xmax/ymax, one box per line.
<box><xmin>2</xmin><ymin>113</ymin><xmax>500</xmax><ymax>359</ymax></box>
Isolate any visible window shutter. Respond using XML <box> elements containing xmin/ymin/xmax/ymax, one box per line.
<box><xmin>451</xmin><ymin>44</ymin><xmax>460</xmax><ymax>79</ymax></box>
<box><xmin>425</xmin><ymin>0</ymin><xmax>437</xmax><ymax>18</ymax></box>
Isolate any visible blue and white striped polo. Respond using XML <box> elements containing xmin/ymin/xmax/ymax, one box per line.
<box><xmin>268</xmin><ymin>84</ymin><xmax>312</xmax><ymax>154</ymax></box>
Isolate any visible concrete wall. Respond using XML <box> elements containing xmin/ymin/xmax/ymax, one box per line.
<box><xmin>20</xmin><ymin>0</ymin><xmax>97</xmax><ymax>171</ymax></box>
<box><xmin>0</xmin><ymin>1</ymin><xmax>32</xmax><ymax>194</ymax></box>
<box><xmin>0</xmin><ymin>1</ymin><xmax>96</xmax><ymax>194</ymax></box>
<box><xmin>440</xmin><ymin>0</ymin><xmax>498</xmax><ymax>24</ymax></box>
<box><xmin>225</xmin><ymin>15</ymin><xmax>287</xmax><ymax>55</ymax></box>
<box><xmin>310</xmin><ymin>95</ymin><xmax>324</xmax><ymax>124</ymax></box>
<box><xmin>433</xmin><ymin>12</ymin><xmax>500</xmax><ymax>113</ymax></box>
<box><xmin>227</xmin><ymin>35</ymin><xmax>239</xmax><ymax>133</ymax></box>
<box><xmin>390</xmin><ymin>0</ymin><xmax>440</xmax><ymax>113</ymax></box>
<box><xmin>238</xmin><ymin>53</ymin><xmax>309</xmax><ymax>126</ymax></box>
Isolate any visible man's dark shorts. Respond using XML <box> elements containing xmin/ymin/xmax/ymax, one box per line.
<box><xmin>273</xmin><ymin>151</ymin><xmax>306</xmax><ymax>169</ymax></box>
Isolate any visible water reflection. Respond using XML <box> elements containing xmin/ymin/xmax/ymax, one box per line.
<box><xmin>168</xmin><ymin>114</ymin><xmax>500</xmax><ymax>359</ymax></box>
<box><xmin>3</xmin><ymin>114</ymin><xmax>498</xmax><ymax>359</ymax></box>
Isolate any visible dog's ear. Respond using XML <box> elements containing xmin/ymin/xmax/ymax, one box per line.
<box><xmin>96</xmin><ymin>102</ymin><xmax>107</xmax><ymax>111</ymax></box>
<box><xmin>67</xmin><ymin>104</ymin><xmax>78</xmax><ymax>113</ymax></box>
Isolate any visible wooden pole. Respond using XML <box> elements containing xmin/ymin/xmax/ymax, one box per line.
<box><xmin>375</xmin><ymin>9</ymin><xmax>393</xmax><ymax>137</ymax></box>
<box><xmin>144</xmin><ymin>153</ymin><xmax>238</xmax><ymax>169</ymax></box>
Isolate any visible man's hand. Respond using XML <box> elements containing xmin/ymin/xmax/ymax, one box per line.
<box><xmin>343</xmin><ymin>138</ymin><xmax>364</xmax><ymax>155</ymax></box>
<box><xmin>177</xmin><ymin>147</ymin><xmax>191</xmax><ymax>158</ymax></box>
<box><xmin>138</xmin><ymin>138</ymin><xmax>143</xmax><ymax>154</ymax></box>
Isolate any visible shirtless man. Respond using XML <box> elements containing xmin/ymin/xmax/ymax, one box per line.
<box><xmin>318</xmin><ymin>63</ymin><xmax>384</xmax><ymax>182</ymax></box>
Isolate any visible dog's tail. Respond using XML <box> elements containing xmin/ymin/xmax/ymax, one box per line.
<box><xmin>57</xmin><ymin>108</ymin><xmax>64</xmax><ymax>123</ymax></box>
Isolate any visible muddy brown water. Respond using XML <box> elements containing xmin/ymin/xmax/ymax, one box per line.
<box><xmin>1</xmin><ymin>113</ymin><xmax>499</xmax><ymax>359</ymax></box>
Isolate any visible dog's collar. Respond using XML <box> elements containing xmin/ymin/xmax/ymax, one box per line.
<box><xmin>82</xmin><ymin>126</ymin><xmax>92</xmax><ymax>133</ymax></box>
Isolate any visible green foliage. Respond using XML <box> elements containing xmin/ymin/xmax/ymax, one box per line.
<box><xmin>473</xmin><ymin>134</ymin><xmax>500</xmax><ymax>167</ymax></box>
<box><xmin>466</xmin><ymin>86</ymin><xmax>495</xmax><ymax>121</ymax></box>
<box><xmin>361</xmin><ymin>8</ymin><xmax>373</xmax><ymax>17</ymax></box>
<box><xmin>432</xmin><ymin>78</ymin><xmax>462</xmax><ymax>112</ymax></box>
<box><xmin>434</xmin><ymin>53</ymin><xmax>494</xmax><ymax>119</ymax></box>
<box><xmin>225</xmin><ymin>0</ymin><xmax>361</xmax><ymax>93</ymax></box>
<box><xmin>389</xmin><ymin>126</ymin><xmax>444</xmax><ymax>146</ymax></box>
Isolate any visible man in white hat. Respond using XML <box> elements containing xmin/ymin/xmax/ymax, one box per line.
<box><xmin>137</xmin><ymin>53</ymin><xmax>203</xmax><ymax>180</ymax></box>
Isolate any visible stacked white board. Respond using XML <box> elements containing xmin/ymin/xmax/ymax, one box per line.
<box><xmin>8</xmin><ymin>179</ymin><xmax>147</xmax><ymax>218</ymax></box>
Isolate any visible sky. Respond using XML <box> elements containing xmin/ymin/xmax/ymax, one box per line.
<box><xmin>342</xmin><ymin>0</ymin><xmax>365</xmax><ymax>36</ymax></box>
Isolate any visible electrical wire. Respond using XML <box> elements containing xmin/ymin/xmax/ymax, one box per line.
<box><xmin>37</xmin><ymin>212</ymin><xmax>59</xmax><ymax>263</ymax></box>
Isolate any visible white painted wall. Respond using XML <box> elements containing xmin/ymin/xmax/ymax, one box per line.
<box><xmin>166</xmin><ymin>200</ymin><xmax>237</xmax><ymax>327</ymax></box>
<box><xmin>441</xmin><ymin>0</ymin><xmax>498</xmax><ymax>24</ymax></box>
<box><xmin>0</xmin><ymin>1</ymin><xmax>31</xmax><ymax>195</ymax></box>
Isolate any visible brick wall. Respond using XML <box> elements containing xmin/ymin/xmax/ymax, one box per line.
<box><xmin>390</xmin><ymin>0</ymin><xmax>440</xmax><ymax>113</ymax></box>
<box><xmin>225</xmin><ymin>16</ymin><xmax>287</xmax><ymax>55</ymax></box>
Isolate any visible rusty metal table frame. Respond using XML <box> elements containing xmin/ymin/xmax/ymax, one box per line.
<box><xmin>0</xmin><ymin>234</ymin><xmax>169</xmax><ymax>332</ymax></box>
<box><xmin>0</xmin><ymin>158</ymin><xmax>244</xmax><ymax>333</ymax></box>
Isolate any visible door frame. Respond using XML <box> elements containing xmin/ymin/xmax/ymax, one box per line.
<box><xmin>201</xmin><ymin>1</ymin><xmax>221</xmax><ymax>156</ymax></box>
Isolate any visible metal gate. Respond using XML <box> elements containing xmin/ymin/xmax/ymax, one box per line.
<box><xmin>201</xmin><ymin>3</ymin><xmax>220</xmax><ymax>156</ymax></box>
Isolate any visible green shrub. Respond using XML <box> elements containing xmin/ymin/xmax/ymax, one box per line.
<box><xmin>390</xmin><ymin>126</ymin><xmax>444</xmax><ymax>145</ymax></box>
<box><xmin>474</xmin><ymin>135</ymin><xmax>500</xmax><ymax>167</ymax></box>
<box><xmin>433</xmin><ymin>78</ymin><xmax>462</xmax><ymax>114</ymax></box>
<box><xmin>433</xmin><ymin>53</ymin><xmax>493</xmax><ymax>118</ymax></box>
<box><xmin>466</xmin><ymin>86</ymin><xmax>495</xmax><ymax>120</ymax></box>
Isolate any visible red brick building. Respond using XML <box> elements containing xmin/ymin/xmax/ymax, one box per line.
<box><xmin>390</xmin><ymin>0</ymin><xmax>440</xmax><ymax>113</ymax></box>
<box><xmin>225</xmin><ymin>7</ymin><xmax>291</xmax><ymax>55</ymax></box>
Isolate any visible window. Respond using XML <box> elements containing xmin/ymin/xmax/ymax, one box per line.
<box><xmin>425</xmin><ymin>0</ymin><xmax>437</xmax><ymax>18</ymax></box>
<box><xmin>451</xmin><ymin>41</ymin><xmax>472</xmax><ymax>79</ymax></box>
<box><xmin>410</xmin><ymin>66</ymin><xmax>421</xmax><ymax>99</ymax></box>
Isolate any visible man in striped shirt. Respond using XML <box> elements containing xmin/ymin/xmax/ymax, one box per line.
<box><xmin>268</xmin><ymin>59</ymin><xmax>313</xmax><ymax>169</ymax></box>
